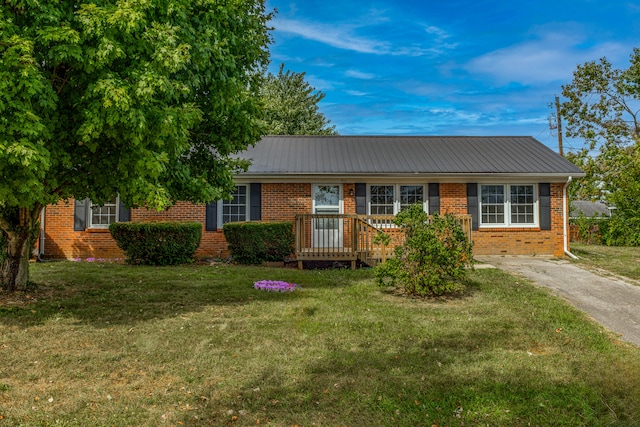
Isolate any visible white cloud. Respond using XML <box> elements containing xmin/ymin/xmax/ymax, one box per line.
<box><xmin>466</xmin><ymin>26</ymin><xmax>630</xmax><ymax>85</ymax></box>
<box><xmin>346</xmin><ymin>90</ymin><xmax>371</xmax><ymax>96</ymax></box>
<box><xmin>345</xmin><ymin>69</ymin><xmax>377</xmax><ymax>79</ymax></box>
<box><xmin>427</xmin><ymin>108</ymin><xmax>482</xmax><ymax>123</ymax></box>
<box><xmin>304</xmin><ymin>75</ymin><xmax>337</xmax><ymax>91</ymax></box>
<box><xmin>274</xmin><ymin>17</ymin><xmax>391</xmax><ymax>54</ymax></box>
<box><xmin>274</xmin><ymin>17</ymin><xmax>455</xmax><ymax>57</ymax></box>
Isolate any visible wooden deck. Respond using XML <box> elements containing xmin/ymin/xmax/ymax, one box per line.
<box><xmin>294</xmin><ymin>214</ymin><xmax>472</xmax><ymax>269</ymax></box>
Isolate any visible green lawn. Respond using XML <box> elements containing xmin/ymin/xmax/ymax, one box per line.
<box><xmin>571</xmin><ymin>243</ymin><xmax>640</xmax><ymax>282</ymax></box>
<box><xmin>0</xmin><ymin>261</ymin><xmax>638</xmax><ymax>426</ymax></box>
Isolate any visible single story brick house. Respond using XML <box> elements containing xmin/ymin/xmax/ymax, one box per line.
<box><xmin>41</xmin><ymin>135</ymin><xmax>584</xmax><ymax>263</ymax></box>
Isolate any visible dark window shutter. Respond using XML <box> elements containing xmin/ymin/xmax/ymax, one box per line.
<box><xmin>250</xmin><ymin>183</ymin><xmax>261</xmax><ymax>221</ymax></box>
<box><xmin>355</xmin><ymin>183</ymin><xmax>366</xmax><ymax>214</ymax></box>
<box><xmin>539</xmin><ymin>183</ymin><xmax>551</xmax><ymax>230</ymax></box>
<box><xmin>118</xmin><ymin>198</ymin><xmax>130</xmax><ymax>222</ymax></box>
<box><xmin>467</xmin><ymin>183</ymin><xmax>479</xmax><ymax>231</ymax></box>
<box><xmin>205</xmin><ymin>202</ymin><xmax>218</xmax><ymax>231</ymax></box>
<box><xmin>74</xmin><ymin>198</ymin><xmax>87</xmax><ymax>231</ymax></box>
<box><xmin>428</xmin><ymin>183</ymin><xmax>440</xmax><ymax>215</ymax></box>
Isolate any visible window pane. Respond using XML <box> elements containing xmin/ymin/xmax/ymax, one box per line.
<box><xmin>370</xmin><ymin>186</ymin><xmax>394</xmax><ymax>215</ymax></box>
<box><xmin>510</xmin><ymin>185</ymin><xmax>535</xmax><ymax>224</ymax></box>
<box><xmin>222</xmin><ymin>185</ymin><xmax>247</xmax><ymax>224</ymax></box>
<box><xmin>481</xmin><ymin>185</ymin><xmax>505</xmax><ymax>224</ymax></box>
<box><xmin>400</xmin><ymin>185</ymin><xmax>424</xmax><ymax>210</ymax></box>
<box><xmin>315</xmin><ymin>185</ymin><xmax>339</xmax><ymax>206</ymax></box>
<box><xmin>90</xmin><ymin>197</ymin><xmax>118</xmax><ymax>227</ymax></box>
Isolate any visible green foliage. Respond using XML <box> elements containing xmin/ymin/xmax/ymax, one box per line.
<box><xmin>571</xmin><ymin>214</ymin><xmax>640</xmax><ymax>247</ymax></box>
<box><xmin>599</xmin><ymin>215</ymin><xmax>640</xmax><ymax>247</ymax></box>
<box><xmin>0</xmin><ymin>0</ymin><xmax>272</xmax><ymax>288</ymax></box>
<box><xmin>561</xmin><ymin>49</ymin><xmax>640</xmax><ymax>240</ymax></box>
<box><xmin>571</xmin><ymin>213</ymin><xmax>604</xmax><ymax>245</ymax></box>
<box><xmin>373</xmin><ymin>229</ymin><xmax>391</xmax><ymax>246</ymax></box>
<box><xmin>109</xmin><ymin>221</ymin><xmax>202</xmax><ymax>265</ymax></box>
<box><xmin>375</xmin><ymin>204</ymin><xmax>473</xmax><ymax>297</ymax></box>
<box><xmin>223</xmin><ymin>221</ymin><xmax>294</xmax><ymax>264</ymax></box>
<box><xmin>262</xmin><ymin>63</ymin><xmax>337</xmax><ymax>135</ymax></box>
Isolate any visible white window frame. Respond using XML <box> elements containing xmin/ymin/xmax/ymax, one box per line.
<box><xmin>218</xmin><ymin>185</ymin><xmax>250</xmax><ymax>225</ymax></box>
<box><xmin>88</xmin><ymin>196</ymin><xmax>120</xmax><ymax>229</ymax></box>
<box><xmin>479</xmin><ymin>184</ymin><xmax>538</xmax><ymax>228</ymax></box>
<box><xmin>367</xmin><ymin>184</ymin><xmax>427</xmax><ymax>215</ymax></box>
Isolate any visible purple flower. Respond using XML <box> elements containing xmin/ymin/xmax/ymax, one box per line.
<box><xmin>253</xmin><ymin>280</ymin><xmax>298</xmax><ymax>292</ymax></box>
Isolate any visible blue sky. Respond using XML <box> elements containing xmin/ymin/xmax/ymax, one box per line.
<box><xmin>265</xmin><ymin>0</ymin><xmax>640</xmax><ymax>151</ymax></box>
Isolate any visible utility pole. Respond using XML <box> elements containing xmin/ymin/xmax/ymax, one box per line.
<box><xmin>555</xmin><ymin>95</ymin><xmax>564</xmax><ymax>156</ymax></box>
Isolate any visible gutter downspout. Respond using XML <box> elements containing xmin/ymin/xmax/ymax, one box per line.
<box><xmin>563</xmin><ymin>176</ymin><xmax>578</xmax><ymax>259</ymax></box>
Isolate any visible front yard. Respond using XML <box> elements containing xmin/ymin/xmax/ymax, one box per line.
<box><xmin>0</xmin><ymin>261</ymin><xmax>638</xmax><ymax>426</ymax></box>
<box><xmin>571</xmin><ymin>243</ymin><xmax>640</xmax><ymax>282</ymax></box>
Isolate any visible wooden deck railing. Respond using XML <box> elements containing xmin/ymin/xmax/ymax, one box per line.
<box><xmin>294</xmin><ymin>213</ymin><xmax>472</xmax><ymax>269</ymax></box>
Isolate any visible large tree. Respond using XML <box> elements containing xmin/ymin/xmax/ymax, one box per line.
<box><xmin>262</xmin><ymin>63</ymin><xmax>337</xmax><ymax>135</ymax></box>
<box><xmin>0</xmin><ymin>0</ymin><xmax>273</xmax><ymax>290</ymax></box>
<box><xmin>561</xmin><ymin>48</ymin><xmax>640</xmax><ymax>244</ymax></box>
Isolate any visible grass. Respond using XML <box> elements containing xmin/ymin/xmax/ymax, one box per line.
<box><xmin>0</xmin><ymin>261</ymin><xmax>638</xmax><ymax>426</ymax></box>
<box><xmin>571</xmin><ymin>243</ymin><xmax>640</xmax><ymax>282</ymax></box>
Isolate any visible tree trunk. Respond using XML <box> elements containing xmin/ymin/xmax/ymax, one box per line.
<box><xmin>1</xmin><ymin>230</ymin><xmax>34</xmax><ymax>291</ymax></box>
<box><xmin>0</xmin><ymin>207</ymin><xmax>40</xmax><ymax>292</ymax></box>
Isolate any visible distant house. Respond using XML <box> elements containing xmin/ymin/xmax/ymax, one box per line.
<box><xmin>570</xmin><ymin>200</ymin><xmax>612</xmax><ymax>218</ymax></box>
<box><xmin>41</xmin><ymin>136</ymin><xmax>584</xmax><ymax>264</ymax></box>
<box><xmin>569</xmin><ymin>200</ymin><xmax>612</xmax><ymax>244</ymax></box>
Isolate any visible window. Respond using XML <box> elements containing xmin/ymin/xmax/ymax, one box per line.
<box><xmin>400</xmin><ymin>185</ymin><xmax>424</xmax><ymax>211</ymax></box>
<box><xmin>369</xmin><ymin>184</ymin><xmax>425</xmax><ymax>215</ymax></box>
<box><xmin>370</xmin><ymin>185</ymin><xmax>395</xmax><ymax>215</ymax></box>
<box><xmin>89</xmin><ymin>196</ymin><xmax>119</xmax><ymax>228</ymax></box>
<box><xmin>221</xmin><ymin>185</ymin><xmax>248</xmax><ymax>224</ymax></box>
<box><xmin>510</xmin><ymin>185</ymin><xmax>535</xmax><ymax>224</ymax></box>
<box><xmin>479</xmin><ymin>184</ymin><xmax>536</xmax><ymax>227</ymax></box>
<box><xmin>480</xmin><ymin>185</ymin><xmax>505</xmax><ymax>224</ymax></box>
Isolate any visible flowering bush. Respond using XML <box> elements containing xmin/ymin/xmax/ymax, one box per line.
<box><xmin>253</xmin><ymin>280</ymin><xmax>298</xmax><ymax>292</ymax></box>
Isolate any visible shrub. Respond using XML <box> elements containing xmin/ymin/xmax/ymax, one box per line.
<box><xmin>572</xmin><ymin>214</ymin><xmax>640</xmax><ymax>247</ymax></box>
<box><xmin>571</xmin><ymin>213</ymin><xmax>604</xmax><ymax>245</ymax></box>
<box><xmin>375</xmin><ymin>204</ymin><xmax>473</xmax><ymax>297</ymax></box>
<box><xmin>600</xmin><ymin>215</ymin><xmax>640</xmax><ymax>247</ymax></box>
<box><xmin>110</xmin><ymin>221</ymin><xmax>202</xmax><ymax>265</ymax></box>
<box><xmin>223</xmin><ymin>221</ymin><xmax>293</xmax><ymax>265</ymax></box>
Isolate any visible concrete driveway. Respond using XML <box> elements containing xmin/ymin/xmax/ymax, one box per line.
<box><xmin>477</xmin><ymin>256</ymin><xmax>640</xmax><ymax>347</ymax></box>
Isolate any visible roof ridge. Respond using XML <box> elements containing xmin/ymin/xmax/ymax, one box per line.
<box><xmin>262</xmin><ymin>135</ymin><xmax>536</xmax><ymax>139</ymax></box>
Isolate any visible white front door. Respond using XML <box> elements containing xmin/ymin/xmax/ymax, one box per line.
<box><xmin>312</xmin><ymin>184</ymin><xmax>343</xmax><ymax>248</ymax></box>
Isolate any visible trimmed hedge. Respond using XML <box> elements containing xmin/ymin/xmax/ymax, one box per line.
<box><xmin>110</xmin><ymin>221</ymin><xmax>202</xmax><ymax>265</ymax></box>
<box><xmin>223</xmin><ymin>221</ymin><xmax>294</xmax><ymax>265</ymax></box>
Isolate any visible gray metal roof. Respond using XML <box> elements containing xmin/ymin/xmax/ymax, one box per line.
<box><xmin>237</xmin><ymin>135</ymin><xmax>584</xmax><ymax>177</ymax></box>
<box><xmin>570</xmin><ymin>200</ymin><xmax>612</xmax><ymax>218</ymax></box>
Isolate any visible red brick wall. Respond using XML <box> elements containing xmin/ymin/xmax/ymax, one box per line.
<box><xmin>440</xmin><ymin>183</ymin><xmax>468</xmax><ymax>215</ymax></box>
<box><xmin>43</xmin><ymin>182</ymin><xmax>569</xmax><ymax>259</ymax></box>
<box><xmin>439</xmin><ymin>182</ymin><xmax>567</xmax><ymax>257</ymax></box>
<box><xmin>262</xmin><ymin>183</ymin><xmax>312</xmax><ymax>221</ymax></box>
<box><xmin>43</xmin><ymin>200</ymin><xmax>227</xmax><ymax>260</ymax></box>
